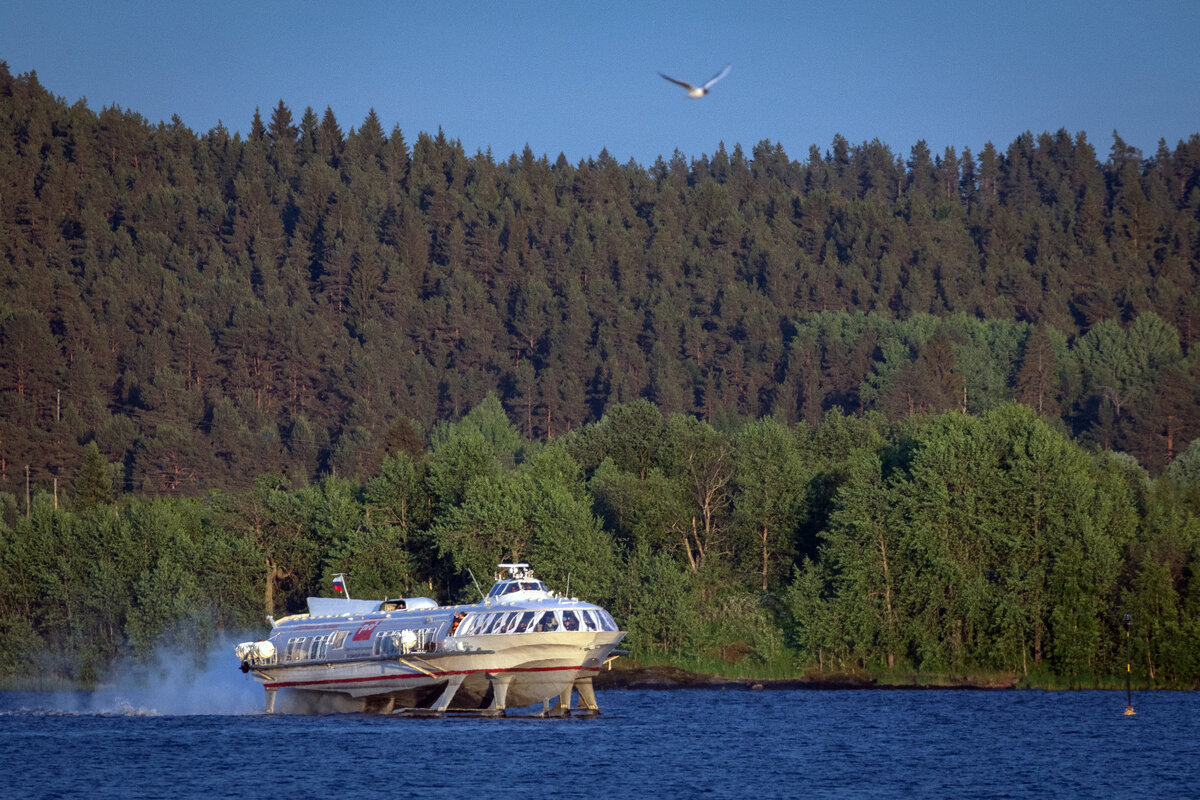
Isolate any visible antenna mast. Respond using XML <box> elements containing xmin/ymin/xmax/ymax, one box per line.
<box><xmin>467</xmin><ymin>568</ymin><xmax>486</xmax><ymax>601</ymax></box>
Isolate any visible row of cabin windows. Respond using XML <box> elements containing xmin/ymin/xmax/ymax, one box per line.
<box><xmin>283</xmin><ymin>630</ymin><xmax>347</xmax><ymax>662</ymax></box>
<box><xmin>456</xmin><ymin>608</ymin><xmax>618</xmax><ymax>637</ymax></box>
<box><xmin>285</xmin><ymin>627</ymin><xmax>442</xmax><ymax>662</ymax></box>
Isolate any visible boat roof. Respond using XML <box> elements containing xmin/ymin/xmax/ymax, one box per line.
<box><xmin>305</xmin><ymin>596</ymin><xmax>438</xmax><ymax>616</ymax></box>
<box><xmin>290</xmin><ymin>564</ymin><xmax>570</xmax><ymax>623</ymax></box>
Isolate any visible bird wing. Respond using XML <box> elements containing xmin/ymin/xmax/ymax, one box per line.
<box><xmin>658</xmin><ymin>72</ymin><xmax>698</xmax><ymax>92</ymax></box>
<box><xmin>701</xmin><ymin>63</ymin><xmax>732</xmax><ymax>90</ymax></box>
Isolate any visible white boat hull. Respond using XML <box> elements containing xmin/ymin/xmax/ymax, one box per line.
<box><xmin>239</xmin><ymin>564</ymin><xmax>626</xmax><ymax>715</ymax></box>
<box><xmin>251</xmin><ymin>630</ymin><xmax>624</xmax><ymax>714</ymax></box>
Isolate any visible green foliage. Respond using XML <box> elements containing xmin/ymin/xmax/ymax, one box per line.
<box><xmin>364</xmin><ymin>452</ymin><xmax>429</xmax><ymax>534</ymax></box>
<box><xmin>568</xmin><ymin>399</ymin><xmax>665</xmax><ymax>477</ymax></box>
<box><xmin>733</xmin><ymin>417</ymin><xmax>811</xmax><ymax>589</ymax></box>
<box><xmin>782</xmin><ymin>404</ymin><xmax>1163</xmax><ymax>681</ymax></box>
<box><xmin>0</xmin><ymin>395</ymin><xmax>1199</xmax><ymax>687</ymax></box>
<box><xmin>588</xmin><ymin>459</ymin><xmax>690</xmax><ymax>554</ymax></box>
<box><xmin>615</xmin><ymin>542</ymin><xmax>700</xmax><ymax>656</ymax></box>
<box><xmin>322</xmin><ymin>525</ymin><xmax>418</xmax><ymax>600</ymax></box>
<box><xmin>73</xmin><ymin>442</ymin><xmax>113</xmax><ymax>508</ymax></box>
<box><xmin>522</xmin><ymin>444</ymin><xmax>619</xmax><ymax>602</ymax></box>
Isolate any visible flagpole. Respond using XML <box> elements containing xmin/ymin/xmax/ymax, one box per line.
<box><xmin>334</xmin><ymin>573</ymin><xmax>351</xmax><ymax>600</ymax></box>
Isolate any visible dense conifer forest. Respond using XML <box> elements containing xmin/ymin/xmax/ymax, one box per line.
<box><xmin>1</xmin><ymin>63</ymin><xmax>1198</xmax><ymax>687</ymax></box>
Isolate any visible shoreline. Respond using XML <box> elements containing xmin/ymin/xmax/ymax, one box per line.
<box><xmin>0</xmin><ymin>662</ymin><xmax>1183</xmax><ymax>694</ymax></box>
<box><xmin>591</xmin><ymin>663</ymin><xmax>1139</xmax><ymax>691</ymax></box>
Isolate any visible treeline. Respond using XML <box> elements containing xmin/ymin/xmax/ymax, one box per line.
<box><xmin>1</xmin><ymin>398</ymin><xmax>1197</xmax><ymax>686</ymax></box>
<box><xmin>3</xmin><ymin>63</ymin><xmax>1200</xmax><ymax>497</ymax></box>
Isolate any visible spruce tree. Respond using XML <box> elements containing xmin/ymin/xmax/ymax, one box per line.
<box><xmin>74</xmin><ymin>441</ymin><xmax>113</xmax><ymax>507</ymax></box>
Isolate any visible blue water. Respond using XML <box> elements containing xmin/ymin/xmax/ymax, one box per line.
<box><xmin>1</xmin><ymin>686</ymin><xmax>1195</xmax><ymax>799</ymax></box>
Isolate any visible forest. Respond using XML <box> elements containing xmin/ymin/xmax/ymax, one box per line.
<box><xmin>0</xmin><ymin>62</ymin><xmax>1199</xmax><ymax>687</ymax></box>
<box><xmin>2</xmin><ymin>397</ymin><xmax>1199</xmax><ymax>688</ymax></box>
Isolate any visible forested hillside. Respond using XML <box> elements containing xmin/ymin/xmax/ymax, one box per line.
<box><xmin>3</xmin><ymin>62</ymin><xmax>1200</xmax><ymax>499</ymax></box>
<box><xmin>3</xmin><ymin>62</ymin><xmax>1200</xmax><ymax>687</ymax></box>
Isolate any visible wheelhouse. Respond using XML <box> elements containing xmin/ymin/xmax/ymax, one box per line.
<box><xmin>484</xmin><ymin>562</ymin><xmax>554</xmax><ymax>602</ymax></box>
<box><xmin>486</xmin><ymin>578</ymin><xmax>549</xmax><ymax>598</ymax></box>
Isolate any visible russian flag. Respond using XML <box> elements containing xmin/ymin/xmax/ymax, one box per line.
<box><xmin>333</xmin><ymin>575</ymin><xmax>345</xmax><ymax>594</ymax></box>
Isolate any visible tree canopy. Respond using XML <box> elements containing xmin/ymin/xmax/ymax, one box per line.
<box><xmin>2</xmin><ymin>398</ymin><xmax>1197</xmax><ymax>688</ymax></box>
<box><xmin>3</xmin><ymin>64</ymin><xmax>1200</xmax><ymax>500</ymax></box>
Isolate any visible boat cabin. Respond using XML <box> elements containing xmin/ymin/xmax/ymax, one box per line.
<box><xmin>485</xmin><ymin>562</ymin><xmax>553</xmax><ymax>602</ymax></box>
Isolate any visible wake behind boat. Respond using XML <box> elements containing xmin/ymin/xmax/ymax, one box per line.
<box><xmin>235</xmin><ymin>564</ymin><xmax>625</xmax><ymax>716</ymax></box>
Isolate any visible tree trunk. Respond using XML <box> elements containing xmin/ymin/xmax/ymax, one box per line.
<box><xmin>761</xmin><ymin>524</ymin><xmax>769</xmax><ymax>591</ymax></box>
<box><xmin>265</xmin><ymin>557</ymin><xmax>293</xmax><ymax>619</ymax></box>
<box><xmin>682</xmin><ymin>533</ymin><xmax>697</xmax><ymax>572</ymax></box>
<box><xmin>265</xmin><ymin>559</ymin><xmax>276</xmax><ymax>618</ymax></box>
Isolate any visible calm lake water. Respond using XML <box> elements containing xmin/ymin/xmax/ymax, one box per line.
<box><xmin>1</xmin><ymin>680</ymin><xmax>1195</xmax><ymax>799</ymax></box>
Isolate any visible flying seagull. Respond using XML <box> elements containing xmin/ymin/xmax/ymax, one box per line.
<box><xmin>658</xmin><ymin>63</ymin><xmax>732</xmax><ymax>98</ymax></box>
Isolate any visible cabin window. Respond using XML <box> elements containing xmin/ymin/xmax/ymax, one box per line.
<box><xmin>562</xmin><ymin>610</ymin><xmax>580</xmax><ymax>631</ymax></box>
<box><xmin>513</xmin><ymin>611</ymin><xmax>536</xmax><ymax>633</ymax></box>
<box><xmin>330</xmin><ymin>631</ymin><xmax>347</xmax><ymax>649</ymax></box>
<box><xmin>310</xmin><ymin>633</ymin><xmax>338</xmax><ymax>660</ymax></box>
<box><xmin>485</xmin><ymin>612</ymin><xmax>514</xmax><ymax>634</ymax></box>
<box><xmin>596</xmin><ymin>610</ymin><xmax>618</xmax><ymax>632</ymax></box>
<box><xmin>374</xmin><ymin>632</ymin><xmax>398</xmax><ymax>657</ymax></box>
<box><xmin>580</xmin><ymin>611</ymin><xmax>599</xmax><ymax>631</ymax></box>
<box><xmin>285</xmin><ymin>637</ymin><xmax>307</xmax><ymax>662</ymax></box>
<box><xmin>533</xmin><ymin>611</ymin><xmax>559</xmax><ymax>632</ymax></box>
<box><xmin>502</xmin><ymin>583</ymin><xmax>520</xmax><ymax>595</ymax></box>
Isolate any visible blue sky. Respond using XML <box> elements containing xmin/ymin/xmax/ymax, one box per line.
<box><xmin>2</xmin><ymin>0</ymin><xmax>1197</xmax><ymax>166</ymax></box>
